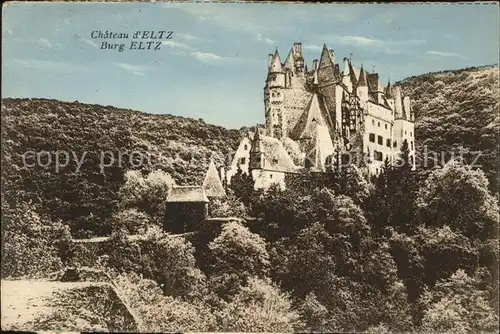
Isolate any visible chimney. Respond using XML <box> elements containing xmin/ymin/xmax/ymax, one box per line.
<box><xmin>268</xmin><ymin>53</ymin><xmax>273</xmax><ymax>68</ymax></box>
<box><xmin>313</xmin><ymin>59</ymin><xmax>318</xmax><ymax>71</ymax></box>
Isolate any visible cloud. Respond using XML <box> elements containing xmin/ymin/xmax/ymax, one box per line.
<box><xmin>37</xmin><ymin>38</ymin><xmax>52</xmax><ymax>48</ymax></box>
<box><xmin>85</xmin><ymin>39</ymin><xmax>98</xmax><ymax>48</ymax></box>
<box><xmin>190</xmin><ymin>51</ymin><xmax>225</xmax><ymax>63</ymax></box>
<box><xmin>425</xmin><ymin>50</ymin><xmax>466</xmax><ymax>59</ymax></box>
<box><xmin>338</xmin><ymin>36</ymin><xmax>382</xmax><ymax>46</ymax></box>
<box><xmin>257</xmin><ymin>34</ymin><xmax>275</xmax><ymax>45</ymax></box>
<box><xmin>384</xmin><ymin>48</ymin><xmax>401</xmax><ymax>55</ymax></box>
<box><xmin>304</xmin><ymin>44</ymin><xmax>323</xmax><ymax>51</ymax></box>
<box><xmin>334</xmin><ymin>35</ymin><xmax>425</xmax><ymax>48</ymax></box>
<box><xmin>114</xmin><ymin>62</ymin><xmax>151</xmax><ymax>76</ymax></box>
<box><xmin>161</xmin><ymin>40</ymin><xmax>191</xmax><ymax>49</ymax></box>
<box><xmin>10</xmin><ymin>58</ymin><xmax>88</xmax><ymax>73</ymax></box>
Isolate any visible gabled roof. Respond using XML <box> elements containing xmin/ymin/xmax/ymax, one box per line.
<box><xmin>290</xmin><ymin>93</ymin><xmax>326</xmax><ymax>140</ymax></box>
<box><xmin>203</xmin><ymin>159</ymin><xmax>226</xmax><ymax>198</ymax></box>
<box><xmin>167</xmin><ymin>186</ymin><xmax>209</xmax><ymax>203</ymax></box>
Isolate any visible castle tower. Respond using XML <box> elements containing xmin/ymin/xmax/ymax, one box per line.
<box><xmin>293</xmin><ymin>42</ymin><xmax>305</xmax><ymax>74</ymax></box>
<box><xmin>264</xmin><ymin>49</ymin><xmax>287</xmax><ymax>138</ymax></box>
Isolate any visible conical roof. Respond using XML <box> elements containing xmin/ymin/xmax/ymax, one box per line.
<box><xmin>283</xmin><ymin>47</ymin><xmax>295</xmax><ymax>70</ymax></box>
<box><xmin>269</xmin><ymin>49</ymin><xmax>283</xmax><ymax>73</ymax></box>
<box><xmin>203</xmin><ymin>159</ymin><xmax>226</xmax><ymax>198</ymax></box>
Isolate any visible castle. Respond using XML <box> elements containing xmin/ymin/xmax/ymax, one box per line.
<box><xmin>225</xmin><ymin>42</ymin><xmax>415</xmax><ymax>189</ymax></box>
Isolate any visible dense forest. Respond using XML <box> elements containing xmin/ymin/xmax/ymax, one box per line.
<box><xmin>1</xmin><ymin>65</ymin><xmax>499</xmax><ymax>332</ymax></box>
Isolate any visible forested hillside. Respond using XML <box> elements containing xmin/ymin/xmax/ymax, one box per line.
<box><xmin>398</xmin><ymin>65</ymin><xmax>499</xmax><ymax>190</ymax></box>
<box><xmin>1</xmin><ymin>98</ymin><xmax>241</xmax><ymax>236</ymax></box>
<box><xmin>1</xmin><ymin>65</ymin><xmax>499</xmax><ymax>332</ymax></box>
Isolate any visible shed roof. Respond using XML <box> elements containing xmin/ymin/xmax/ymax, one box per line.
<box><xmin>166</xmin><ymin>186</ymin><xmax>209</xmax><ymax>203</ymax></box>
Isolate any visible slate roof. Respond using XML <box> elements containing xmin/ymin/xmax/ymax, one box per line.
<box><xmin>248</xmin><ymin>131</ymin><xmax>298</xmax><ymax>173</ymax></box>
<box><xmin>167</xmin><ymin>186</ymin><xmax>209</xmax><ymax>203</ymax></box>
<box><xmin>269</xmin><ymin>49</ymin><xmax>283</xmax><ymax>73</ymax></box>
<box><xmin>203</xmin><ymin>159</ymin><xmax>226</xmax><ymax>197</ymax></box>
<box><xmin>290</xmin><ymin>93</ymin><xmax>327</xmax><ymax>140</ymax></box>
<box><xmin>305</xmin><ymin>124</ymin><xmax>336</xmax><ymax>171</ymax></box>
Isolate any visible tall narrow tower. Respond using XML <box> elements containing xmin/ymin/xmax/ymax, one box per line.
<box><xmin>264</xmin><ymin>49</ymin><xmax>287</xmax><ymax>138</ymax></box>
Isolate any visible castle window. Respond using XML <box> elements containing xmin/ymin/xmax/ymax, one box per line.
<box><xmin>386</xmin><ymin>139</ymin><xmax>391</xmax><ymax>147</ymax></box>
<box><xmin>372</xmin><ymin>120</ymin><xmax>375</xmax><ymax>126</ymax></box>
<box><xmin>411</xmin><ymin>141</ymin><xmax>414</xmax><ymax>150</ymax></box>
<box><xmin>244</xmin><ymin>144</ymin><xmax>248</xmax><ymax>150</ymax></box>
<box><xmin>405</xmin><ymin>130</ymin><xmax>407</xmax><ymax>135</ymax></box>
<box><xmin>378</xmin><ymin>122</ymin><xmax>380</xmax><ymax>127</ymax></box>
<box><xmin>374</xmin><ymin>150</ymin><xmax>383</xmax><ymax>161</ymax></box>
<box><xmin>377</xmin><ymin>135</ymin><xmax>383</xmax><ymax>145</ymax></box>
<box><xmin>410</xmin><ymin>131</ymin><xmax>413</xmax><ymax>137</ymax></box>
<box><xmin>369</xmin><ymin>133</ymin><xmax>375</xmax><ymax>142</ymax></box>
<box><xmin>270</xmin><ymin>173</ymin><xmax>273</xmax><ymax>179</ymax></box>
<box><xmin>393</xmin><ymin>140</ymin><xmax>398</xmax><ymax>148</ymax></box>
<box><xmin>240</xmin><ymin>157</ymin><xmax>246</xmax><ymax>164</ymax></box>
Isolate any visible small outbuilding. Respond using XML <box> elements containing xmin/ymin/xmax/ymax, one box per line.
<box><xmin>164</xmin><ymin>185</ymin><xmax>209</xmax><ymax>233</ymax></box>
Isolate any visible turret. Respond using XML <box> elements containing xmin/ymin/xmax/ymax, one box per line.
<box><xmin>342</xmin><ymin>57</ymin><xmax>351</xmax><ymax>90</ymax></box>
<box><xmin>394</xmin><ymin>86</ymin><xmax>403</xmax><ymax>119</ymax></box>
<box><xmin>249</xmin><ymin>127</ymin><xmax>265</xmax><ymax>170</ymax></box>
<box><xmin>267</xmin><ymin>49</ymin><xmax>285</xmax><ymax>88</ymax></box>
<box><xmin>356</xmin><ymin>64</ymin><xmax>369</xmax><ymax>105</ymax></box>
<box><xmin>269</xmin><ymin>49</ymin><xmax>283</xmax><ymax>73</ymax></box>
<box><xmin>403</xmin><ymin>96</ymin><xmax>411</xmax><ymax>121</ymax></box>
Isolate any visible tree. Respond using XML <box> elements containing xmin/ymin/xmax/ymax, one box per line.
<box><xmin>118</xmin><ymin>169</ymin><xmax>175</xmax><ymax>222</ymax></box>
<box><xmin>141</xmin><ymin>231</ymin><xmax>208</xmax><ymax>300</ymax></box>
<box><xmin>416</xmin><ymin>161</ymin><xmax>499</xmax><ymax>241</ymax></box>
<box><xmin>1</xmin><ymin>200</ymin><xmax>65</xmax><ymax>278</ymax></box>
<box><xmin>419</xmin><ymin>269</ymin><xmax>499</xmax><ymax>333</ymax></box>
<box><xmin>208</xmin><ymin>221</ymin><xmax>270</xmax><ymax>298</ymax></box>
<box><xmin>110</xmin><ymin>208</ymin><xmax>153</xmax><ymax>234</ymax></box>
<box><xmin>217</xmin><ymin>277</ymin><xmax>302</xmax><ymax>332</ymax></box>
<box><xmin>114</xmin><ymin>273</ymin><xmax>216</xmax><ymax>332</ymax></box>
<box><xmin>228</xmin><ymin>167</ymin><xmax>254</xmax><ymax>206</ymax></box>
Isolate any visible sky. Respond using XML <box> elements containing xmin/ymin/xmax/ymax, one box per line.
<box><xmin>2</xmin><ymin>2</ymin><xmax>499</xmax><ymax>129</ymax></box>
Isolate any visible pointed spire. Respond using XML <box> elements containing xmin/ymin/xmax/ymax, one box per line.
<box><xmin>385</xmin><ymin>78</ymin><xmax>393</xmax><ymax>98</ymax></box>
<box><xmin>358</xmin><ymin>64</ymin><xmax>367</xmax><ymax>87</ymax></box>
<box><xmin>318</xmin><ymin>44</ymin><xmax>333</xmax><ymax>69</ymax></box>
<box><xmin>284</xmin><ymin>47</ymin><xmax>295</xmax><ymax>71</ymax></box>
<box><xmin>269</xmin><ymin>49</ymin><xmax>283</xmax><ymax>73</ymax></box>
<box><xmin>348</xmin><ymin>59</ymin><xmax>358</xmax><ymax>86</ymax></box>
